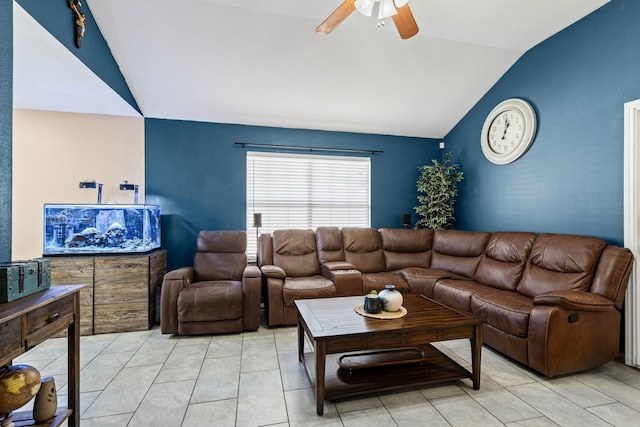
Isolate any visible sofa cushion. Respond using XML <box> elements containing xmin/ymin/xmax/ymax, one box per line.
<box><xmin>342</xmin><ymin>227</ymin><xmax>386</xmax><ymax>273</ymax></box>
<box><xmin>517</xmin><ymin>234</ymin><xmax>607</xmax><ymax>298</ymax></box>
<box><xmin>316</xmin><ymin>226</ymin><xmax>345</xmax><ymax>264</ymax></box>
<box><xmin>430</xmin><ymin>230</ymin><xmax>490</xmax><ymax>279</ymax></box>
<box><xmin>282</xmin><ymin>275</ymin><xmax>336</xmax><ymax>306</ymax></box>
<box><xmin>178</xmin><ymin>281</ymin><xmax>243</xmax><ymax>322</ymax></box>
<box><xmin>380</xmin><ymin>228</ymin><xmax>432</xmax><ymax>270</ymax></box>
<box><xmin>474</xmin><ymin>232</ymin><xmax>536</xmax><ymax>291</ymax></box>
<box><xmin>362</xmin><ymin>272</ymin><xmax>410</xmax><ymax>294</ymax></box>
<box><xmin>470</xmin><ymin>289</ymin><xmax>534</xmax><ymax>338</ymax></box>
<box><xmin>273</xmin><ymin>229</ymin><xmax>321</xmax><ymax>277</ymax></box>
<box><xmin>432</xmin><ymin>279</ymin><xmax>487</xmax><ymax>312</ymax></box>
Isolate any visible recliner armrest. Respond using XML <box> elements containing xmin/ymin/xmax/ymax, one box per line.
<box><xmin>321</xmin><ymin>264</ymin><xmax>362</xmax><ymax>296</ymax></box>
<box><xmin>160</xmin><ymin>267</ymin><xmax>194</xmax><ymax>334</ymax></box>
<box><xmin>260</xmin><ymin>265</ymin><xmax>286</xmax><ymax>280</ymax></box>
<box><xmin>322</xmin><ymin>261</ymin><xmax>357</xmax><ymax>271</ymax></box>
<box><xmin>163</xmin><ymin>266</ymin><xmax>194</xmax><ymax>284</ymax></box>
<box><xmin>243</xmin><ymin>265</ymin><xmax>261</xmax><ymax>279</ymax></box>
<box><xmin>533</xmin><ymin>290</ymin><xmax>614</xmax><ymax>312</ymax></box>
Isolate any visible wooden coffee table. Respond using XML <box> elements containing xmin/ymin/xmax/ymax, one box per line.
<box><xmin>295</xmin><ymin>294</ymin><xmax>484</xmax><ymax>415</ymax></box>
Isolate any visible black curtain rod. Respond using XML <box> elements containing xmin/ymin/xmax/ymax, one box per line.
<box><xmin>235</xmin><ymin>142</ymin><xmax>383</xmax><ymax>155</ymax></box>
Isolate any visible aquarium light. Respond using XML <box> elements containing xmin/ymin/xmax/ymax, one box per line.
<box><xmin>79</xmin><ymin>181</ymin><xmax>103</xmax><ymax>204</ymax></box>
<box><xmin>120</xmin><ymin>181</ymin><xmax>139</xmax><ymax>204</ymax></box>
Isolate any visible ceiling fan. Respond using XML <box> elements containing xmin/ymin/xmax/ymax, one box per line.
<box><xmin>316</xmin><ymin>0</ymin><xmax>419</xmax><ymax>40</ymax></box>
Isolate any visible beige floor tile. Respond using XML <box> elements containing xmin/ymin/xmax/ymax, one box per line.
<box><xmin>183</xmin><ymin>399</ymin><xmax>238</xmax><ymax>427</ymax></box>
<box><xmin>241</xmin><ymin>336</ymin><xmax>279</xmax><ymax>373</ymax></box>
<box><xmin>339</xmin><ymin>406</ymin><xmax>399</xmax><ymax>427</ymax></box>
<box><xmin>191</xmin><ymin>355</ymin><xmax>240</xmax><ymax>403</ymax></box>
<box><xmin>379</xmin><ymin>389</ymin><xmax>450</xmax><ymax>427</ymax></box>
<box><xmin>285</xmin><ymin>388</ymin><xmax>342</xmax><ymax>427</ymax></box>
<box><xmin>595</xmin><ymin>360</ymin><xmax>640</xmax><ymax>388</ymax></box>
<box><xmin>206</xmin><ymin>334</ymin><xmax>243</xmax><ymax>359</ymax></box>
<box><xmin>586</xmin><ymin>402</ymin><xmax>640</xmax><ymax>426</ymax></box>
<box><xmin>82</xmin><ymin>363</ymin><xmax>162</xmax><ymax>418</ymax></box>
<box><xmin>278</xmin><ymin>349</ymin><xmax>311</xmax><ymax>391</ymax></box>
<box><xmin>79</xmin><ymin>413</ymin><xmax>133</xmax><ymax>426</ymax></box>
<box><xmin>431</xmin><ymin>394</ymin><xmax>504</xmax><ymax>426</ymax></box>
<box><xmin>79</xmin><ymin>351</ymin><xmax>134</xmax><ymax>392</ymax></box>
<box><xmin>126</xmin><ymin>336</ymin><xmax>177</xmax><ymax>367</ymax></box>
<box><xmin>101</xmin><ymin>330</ymin><xmax>152</xmax><ymax>354</ymax></box>
<box><xmin>334</xmin><ymin>393</ymin><xmax>383</xmax><ymax>414</ymax></box>
<box><xmin>128</xmin><ymin>379</ymin><xmax>195</xmax><ymax>427</ymax></box>
<box><xmin>472</xmin><ymin>389</ymin><xmax>541</xmax><ymax>424</ymax></box>
<box><xmin>505</xmin><ymin>417</ymin><xmax>560</xmax><ymax>426</ymax></box>
<box><xmin>237</xmin><ymin>369</ymin><xmax>288</xmax><ymax>426</ymax></box>
<box><xmin>155</xmin><ymin>343</ymin><xmax>207</xmax><ymax>383</ymax></box>
<box><xmin>574</xmin><ymin>371</ymin><xmax>640</xmax><ymax>412</ymax></box>
<box><xmin>541</xmin><ymin>376</ymin><xmax>616</xmax><ymax>408</ymax></box>
<box><xmin>174</xmin><ymin>334</ymin><xmax>212</xmax><ymax>347</ymax></box>
<box><xmin>508</xmin><ymin>382</ymin><xmax>611</xmax><ymax>426</ymax></box>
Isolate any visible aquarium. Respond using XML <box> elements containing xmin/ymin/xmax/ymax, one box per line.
<box><xmin>43</xmin><ymin>204</ymin><xmax>161</xmax><ymax>256</ymax></box>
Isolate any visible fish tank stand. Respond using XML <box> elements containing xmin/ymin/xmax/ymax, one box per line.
<box><xmin>48</xmin><ymin>249</ymin><xmax>167</xmax><ymax>335</ymax></box>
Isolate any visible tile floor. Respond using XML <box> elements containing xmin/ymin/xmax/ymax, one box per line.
<box><xmin>13</xmin><ymin>318</ymin><xmax>640</xmax><ymax>427</ymax></box>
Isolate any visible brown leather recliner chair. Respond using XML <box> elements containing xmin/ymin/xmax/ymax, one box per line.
<box><xmin>160</xmin><ymin>230</ymin><xmax>261</xmax><ymax>335</ymax></box>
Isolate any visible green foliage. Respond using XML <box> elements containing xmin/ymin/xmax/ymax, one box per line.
<box><xmin>414</xmin><ymin>151</ymin><xmax>464</xmax><ymax>230</ymax></box>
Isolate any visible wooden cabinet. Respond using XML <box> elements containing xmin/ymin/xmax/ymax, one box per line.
<box><xmin>49</xmin><ymin>250</ymin><xmax>166</xmax><ymax>335</ymax></box>
<box><xmin>0</xmin><ymin>285</ymin><xmax>82</xmax><ymax>427</ymax></box>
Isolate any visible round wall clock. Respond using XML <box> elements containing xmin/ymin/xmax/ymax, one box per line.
<box><xmin>480</xmin><ymin>98</ymin><xmax>537</xmax><ymax>165</ymax></box>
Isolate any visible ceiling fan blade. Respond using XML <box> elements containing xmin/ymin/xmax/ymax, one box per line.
<box><xmin>392</xmin><ymin>3</ymin><xmax>419</xmax><ymax>39</ymax></box>
<box><xmin>316</xmin><ymin>0</ymin><xmax>357</xmax><ymax>35</ymax></box>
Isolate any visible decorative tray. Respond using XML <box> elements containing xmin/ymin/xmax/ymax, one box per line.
<box><xmin>338</xmin><ymin>347</ymin><xmax>427</xmax><ymax>370</ymax></box>
<box><xmin>354</xmin><ymin>303</ymin><xmax>407</xmax><ymax>319</ymax></box>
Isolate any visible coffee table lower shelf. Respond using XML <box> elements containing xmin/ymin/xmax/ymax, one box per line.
<box><xmin>303</xmin><ymin>344</ymin><xmax>472</xmax><ymax>401</ymax></box>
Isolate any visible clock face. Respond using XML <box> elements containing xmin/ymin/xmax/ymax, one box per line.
<box><xmin>481</xmin><ymin>98</ymin><xmax>537</xmax><ymax>165</ymax></box>
<box><xmin>487</xmin><ymin>109</ymin><xmax>526</xmax><ymax>155</ymax></box>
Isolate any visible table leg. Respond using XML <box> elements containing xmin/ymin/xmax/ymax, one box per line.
<box><xmin>470</xmin><ymin>323</ymin><xmax>483</xmax><ymax>390</ymax></box>
<box><xmin>314</xmin><ymin>340</ymin><xmax>326</xmax><ymax>415</ymax></box>
<box><xmin>297</xmin><ymin>319</ymin><xmax>304</xmax><ymax>362</ymax></box>
<box><xmin>68</xmin><ymin>293</ymin><xmax>81</xmax><ymax>427</ymax></box>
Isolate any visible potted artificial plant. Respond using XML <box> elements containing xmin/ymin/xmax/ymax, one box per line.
<box><xmin>414</xmin><ymin>151</ymin><xmax>463</xmax><ymax>230</ymax></box>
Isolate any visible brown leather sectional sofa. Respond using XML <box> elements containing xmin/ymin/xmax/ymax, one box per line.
<box><xmin>258</xmin><ymin>227</ymin><xmax>634</xmax><ymax>377</ymax></box>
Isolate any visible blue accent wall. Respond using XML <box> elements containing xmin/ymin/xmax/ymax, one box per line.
<box><xmin>0</xmin><ymin>0</ymin><xmax>12</xmax><ymax>261</ymax></box>
<box><xmin>16</xmin><ymin>0</ymin><xmax>140</xmax><ymax>113</ymax></box>
<box><xmin>446</xmin><ymin>0</ymin><xmax>640</xmax><ymax>246</ymax></box>
<box><xmin>145</xmin><ymin>119</ymin><xmax>439</xmax><ymax>270</ymax></box>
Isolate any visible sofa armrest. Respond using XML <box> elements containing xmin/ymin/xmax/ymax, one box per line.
<box><xmin>242</xmin><ymin>266</ymin><xmax>262</xmax><ymax>331</ymax></box>
<box><xmin>160</xmin><ymin>267</ymin><xmax>194</xmax><ymax>334</ymax></box>
<box><xmin>243</xmin><ymin>265</ymin><xmax>261</xmax><ymax>279</ymax></box>
<box><xmin>321</xmin><ymin>264</ymin><xmax>362</xmax><ymax>296</ymax></box>
<box><xmin>260</xmin><ymin>265</ymin><xmax>286</xmax><ymax>280</ymax></box>
<box><xmin>533</xmin><ymin>290</ymin><xmax>614</xmax><ymax>312</ymax></box>
<box><xmin>322</xmin><ymin>261</ymin><xmax>357</xmax><ymax>271</ymax></box>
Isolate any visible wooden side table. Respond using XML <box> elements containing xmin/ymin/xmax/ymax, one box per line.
<box><xmin>0</xmin><ymin>285</ymin><xmax>83</xmax><ymax>427</ymax></box>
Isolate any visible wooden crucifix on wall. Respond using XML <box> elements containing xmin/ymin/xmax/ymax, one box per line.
<box><xmin>68</xmin><ymin>0</ymin><xmax>86</xmax><ymax>48</ymax></box>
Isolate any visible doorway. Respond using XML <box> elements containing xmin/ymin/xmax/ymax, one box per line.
<box><xmin>623</xmin><ymin>98</ymin><xmax>640</xmax><ymax>367</ymax></box>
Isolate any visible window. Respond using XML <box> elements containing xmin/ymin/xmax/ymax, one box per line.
<box><xmin>246</xmin><ymin>151</ymin><xmax>371</xmax><ymax>261</ymax></box>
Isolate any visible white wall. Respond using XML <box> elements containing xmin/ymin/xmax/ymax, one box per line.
<box><xmin>12</xmin><ymin>109</ymin><xmax>145</xmax><ymax>259</ymax></box>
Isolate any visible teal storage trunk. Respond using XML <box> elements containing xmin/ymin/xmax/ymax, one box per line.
<box><xmin>0</xmin><ymin>259</ymin><xmax>51</xmax><ymax>303</ymax></box>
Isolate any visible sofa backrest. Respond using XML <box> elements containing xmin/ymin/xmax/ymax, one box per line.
<box><xmin>193</xmin><ymin>230</ymin><xmax>247</xmax><ymax>282</ymax></box>
<box><xmin>342</xmin><ymin>227</ymin><xmax>385</xmax><ymax>273</ymax></box>
<box><xmin>380</xmin><ymin>228</ymin><xmax>433</xmax><ymax>271</ymax></box>
<box><xmin>517</xmin><ymin>234</ymin><xmax>607</xmax><ymax>298</ymax></box>
<box><xmin>431</xmin><ymin>230</ymin><xmax>491</xmax><ymax>278</ymax></box>
<box><xmin>474</xmin><ymin>232</ymin><xmax>536</xmax><ymax>291</ymax></box>
<box><xmin>589</xmin><ymin>245</ymin><xmax>634</xmax><ymax>309</ymax></box>
<box><xmin>316</xmin><ymin>226</ymin><xmax>345</xmax><ymax>264</ymax></box>
<box><xmin>272</xmin><ymin>229</ymin><xmax>321</xmax><ymax>277</ymax></box>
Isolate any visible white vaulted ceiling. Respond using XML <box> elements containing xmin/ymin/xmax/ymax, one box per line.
<box><xmin>13</xmin><ymin>0</ymin><xmax>610</xmax><ymax>138</ymax></box>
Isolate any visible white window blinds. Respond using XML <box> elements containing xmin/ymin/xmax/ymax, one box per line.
<box><xmin>246</xmin><ymin>151</ymin><xmax>371</xmax><ymax>261</ymax></box>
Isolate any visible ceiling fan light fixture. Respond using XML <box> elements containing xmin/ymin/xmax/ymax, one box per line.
<box><xmin>355</xmin><ymin>0</ymin><xmax>376</xmax><ymax>17</ymax></box>
<box><xmin>378</xmin><ymin>0</ymin><xmax>398</xmax><ymax>20</ymax></box>
<box><xmin>394</xmin><ymin>0</ymin><xmax>409</xmax><ymax>7</ymax></box>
